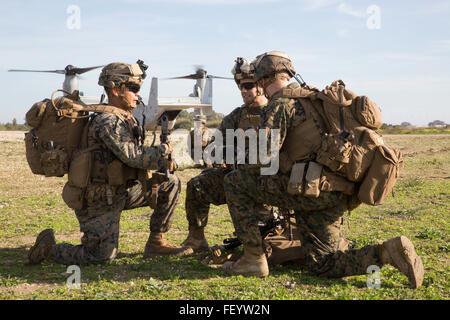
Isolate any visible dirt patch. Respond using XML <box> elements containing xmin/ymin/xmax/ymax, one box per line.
<box><xmin>0</xmin><ymin>131</ymin><xmax>26</xmax><ymax>142</ymax></box>
<box><xmin>0</xmin><ymin>283</ymin><xmax>59</xmax><ymax>296</ymax></box>
<box><xmin>403</xmin><ymin>146</ymin><xmax>450</xmax><ymax>157</ymax></box>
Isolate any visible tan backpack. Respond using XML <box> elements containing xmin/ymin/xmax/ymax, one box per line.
<box><xmin>24</xmin><ymin>90</ymin><xmax>130</xmax><ymax>178</ymax></box>
<box><xmin>282</xmin><ymin>80</ymin><xmax>403</xmax><ymax>206</ymax></box>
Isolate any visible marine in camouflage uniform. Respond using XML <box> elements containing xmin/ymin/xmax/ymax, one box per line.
<box><xmin>188</xmin><ymin>114</ymin><xmax>213</xmax><ymax>168</ymax></box>
<box><xmin>28</xmin><ymin>61</ymin><xmax>192</xmax><ymax>266</ymax></box>
<box><xmin>222</xmin><ymin>51</ymin><xmax>424</xmax><ymax>289</ymax></box>
<box><xmin>181</xmin><ymin>57</ymin><xmax>268</xmax><ymax>252</ymax></box>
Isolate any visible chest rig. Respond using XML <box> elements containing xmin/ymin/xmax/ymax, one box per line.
<box><xmin>237</xmin><ymin>105</ymin><xmax>263</xmax><ymax>130</ymax></box>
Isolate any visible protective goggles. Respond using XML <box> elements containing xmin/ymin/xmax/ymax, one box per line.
<box><xmin>239</xmin><ymin>82</ymin><xmax>256</xmax><ymax>90</ymax></box>
<box><xmin>124</xmin><ymin>83</ymin><xmax>141</xmax><ymax>93</ymax></box>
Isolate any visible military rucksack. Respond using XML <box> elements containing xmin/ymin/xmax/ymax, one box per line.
<box><xmin>281</xmin><ymin>80</ymin><xmax>403</xmax><ymax>206</ymax></box>
<box><xmin>24</xmin><ymin>90</ymin><xmax>130</xmax><ymax>178</ymax></box>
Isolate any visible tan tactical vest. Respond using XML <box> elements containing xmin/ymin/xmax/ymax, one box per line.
<box><xmin>237</xmin><ymin>105</ymin><xmax>263</xmax><ymax>130</ymax></box>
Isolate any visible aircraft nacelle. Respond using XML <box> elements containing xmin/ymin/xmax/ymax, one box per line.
<box><xmin>133</xmin><ymin>77</ymin><xmax>213</xmax><ymax>131</ymax></box>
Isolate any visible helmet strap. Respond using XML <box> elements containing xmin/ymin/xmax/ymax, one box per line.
<box><xmin>260</xmin><ymin>76</ymin><xmax>277</xmax><ymax>99</ymax></box>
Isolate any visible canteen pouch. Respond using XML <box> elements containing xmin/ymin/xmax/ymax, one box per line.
<box><xmin>62</xmin><ymin>182</ymin><xmax>85</xmax><ymax>210</ymax></box>
<box><xmin>358</xmin><ymin>145</ymin><xmax>403</xmax><ymax>205</ymax></box>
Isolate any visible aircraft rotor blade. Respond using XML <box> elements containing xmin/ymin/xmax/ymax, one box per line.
<box><xmin>161</xmin><ymin>74</ymin><xmax>198</xmax><ymax>80</ymax></box>
<box><xmin>8</xmin><ymin>69</ymin><xmax>66</xmax><ymax>74</ymax></box>
<box><xmin>71</xmin><ymin>65</ymin><xmax>104</xmax><ymax>75</ymax></box>
<box><xmin>207</xmin><ymin>75</ymin><xmax>234</xmax><ymax>80</ymax></box>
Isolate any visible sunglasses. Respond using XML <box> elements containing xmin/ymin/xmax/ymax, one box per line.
<box><xmin>125</xmin><ymin>83</ymin><xmax>141</xmax><ymax>93</ymax></box>
<box><xmin>239</xmin><ymin>82</ymin><xmax>256</xmax><ymax>90</ymax></box>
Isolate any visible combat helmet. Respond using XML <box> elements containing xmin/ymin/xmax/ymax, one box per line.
<box><xmin>231</xmin><ymin>57</ymin><xmax>255</xmax><ymax>86</ymax></box>
<box><xmin>253</xmin><ymin>51</ymin><xmax>296</xmax><ymax>81</ymax></box>
<box><xmin>98</xmin><ymin>60</ymin><xmax>148</xmax><ymax>88</ymax></box>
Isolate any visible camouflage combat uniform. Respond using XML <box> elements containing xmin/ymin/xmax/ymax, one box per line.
<box><xmin>185</xmin><ymin>104</ymin><xmax>264</xmax><ymax>229</ymax></box>
<box><xmin>51</xmin><ymin>111</ymin><xmax>181</xmax><ymax>265</ymax></box>
<box><xmin>223</xmin><ymin>82</ymin><xmax>383</xmax><ymax>278</ymax></box>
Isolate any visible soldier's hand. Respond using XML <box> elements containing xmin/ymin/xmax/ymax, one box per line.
<box><xmin>158</xmin><ymin>143</ymin><xmax>173</xmax><ymax>158</ymax></box>
<box><xmin>169</xmin><ymin>158</ymin><xmax>178</xmax><ymax>172</ymax></box>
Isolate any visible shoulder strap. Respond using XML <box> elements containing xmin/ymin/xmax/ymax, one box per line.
<box><xmin>58</xmin><ymin>99</ymin><xmax>132</xmax><ymax>123</ymax></box>
<box><xmin>278</xmin><ymin>85</ymin><xmax>318</xmax><ymax>100</ymax></box>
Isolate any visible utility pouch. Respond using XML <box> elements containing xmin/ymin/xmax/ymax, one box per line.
<box><xmin>41</xmin><ymin>147</ymin><xmax>68</xmax><ymax>177</ymax></box>
<box><xmin>107</xmin><ymin>160</ymin><xmax>125</xmax><ymax>186</ymax></box>
<box><xmin>319</xmin><ymin>168</ymin><xmax>355</xmax><ymax>195</ymax></box>
<box><xmin>287</xmin><ymin>163</ymin><xmax>306</xmax><ymax>195</ymax></box>
<box><xmin>304</xmin><ymin>162</ymin><xmax>323</xmax><ymax>198</ymax></box>
<box><xmin>68</xmin><ymin>149</ymin><xmax>92</xmax><ymax>188</ymax></box>
<box><xmin>24</xmin><ymin>131</ymin><xmax>44</xmax><ymax>175</ymax></box>
<box><xmin>62</xmin><ymin>182</ymin><xmax>85</xmax><ymax>210</ymax></box>
<box><xmin>358</xmin><ymin>145</ymin><xmax>403</xmax><ymax>205</ymax></box>
<box><xmin>316</xmin><ymin>133</ymin><xmax>352</xmax><ymax>172</ymax></box>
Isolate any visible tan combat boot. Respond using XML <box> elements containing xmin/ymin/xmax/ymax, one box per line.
<box><xmin>222</xmin><ymin>245</ymin><xmax>269</xmax><ymax>277</ymax></box>
<box><xmin>379</xmin><ymin>236</ymin><xmax>424</xmax><ymax>289</ymax></box>
<box><xmin>27</xmin><ymin>229</ymin><xmax>56</xmax><ymax>265</ymax></box>
<box><xmin>143</xmin><ymin>232</ymin><xmax>193</xmax><ymax>258</ymax></box>
<box><xmin>181</xmin><ymin>226</ymin><xmax>209</xmax><ymax>253</ymax></box>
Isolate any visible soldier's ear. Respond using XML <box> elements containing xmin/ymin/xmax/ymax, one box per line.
<box><xmin>110</xmin><ymin>87</ymin><xmax>120</xmax><ymax>97</ymax></box>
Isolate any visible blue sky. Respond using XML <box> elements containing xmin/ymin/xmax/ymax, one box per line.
<box><xmin>1</xmin><ymin>0</ymin><xmax>449</xmax><ymax>126</ymax></box>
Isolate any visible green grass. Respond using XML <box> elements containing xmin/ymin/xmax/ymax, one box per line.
<box><xmin>0</xmin><ymin>134</ymin><xmax>449</xmax><ymax>300</ymax></box>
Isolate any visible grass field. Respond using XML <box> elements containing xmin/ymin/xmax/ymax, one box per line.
<box><xmin>0</xmin><ymin>132</ymin><xmax>448</xmax><ymax>300</ymax></box>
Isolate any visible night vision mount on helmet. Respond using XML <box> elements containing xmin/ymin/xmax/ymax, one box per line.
<box><xmin>231</xmin><ymin>57</ymin><xmax>255</xmax><ymax>85</ymax></box>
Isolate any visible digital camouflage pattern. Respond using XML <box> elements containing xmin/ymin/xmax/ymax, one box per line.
<box><xmin>98</xmin><ymin>62</ymin><xmax>144</xmax><ymax>88</ymax></box>
<box><xmin>223</xmin><ymin>81</ymin><xmax>383</xmax><ymax>278</ymax></box>
<box><xmin>260</xmin><ymin>82</ymin><xmax>306</xmax><ymax>157</ymax></box>
<box><xmin>185</xmin><ymin>167</ymin><xmax>229</xmax><ymax>228</ymax></box>
<box><xmin>185</xmin><ymin>104</ymin><xmax>265</xmax><ymax>229</ymax></box>
<box><xmin>51</xmin><ymin>111</ymin><xmax>181</xmax><ymax>265</ymax></box>
<box><xmin>89</xmin><ymin>112</ymin><xmax>159</xmax><ymax>169</ymax></box>
<box><xmin>223</xmin><ymin>168</ymin><xmax>382</xmax><ymax>277</ymax></box>
<box><xmin>253</xmin><ymin>51</ymin><xmax>296</xmax><ymax>82</ymax></box>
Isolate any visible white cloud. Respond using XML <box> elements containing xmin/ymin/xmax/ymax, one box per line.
<box><xmin>300</xmin><ymin>0</ymin><xmax>340</xmax><ymax>11</ymax></box>
<box><xmin>337</xmin><ymin>2</ymin><xmax>365</xmax><ymax>18</ymax></box>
